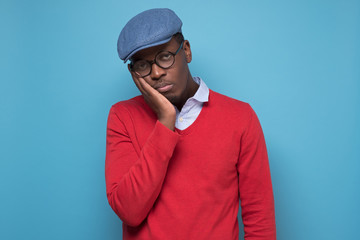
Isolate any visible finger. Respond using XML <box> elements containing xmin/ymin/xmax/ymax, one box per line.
<box><xmin>137</xmin><ymin>77</ymin><xmax>158</xmax><ymax>96</ymax></box>
<box><xmin>133</xmin><ymin>74</ymin><xmax>167</xmax><ymax>104</ymax></box>
<box><xmin>138</xmin><ymin>79</ymin><xmax>165</xmax><ymax>103</ymax></box>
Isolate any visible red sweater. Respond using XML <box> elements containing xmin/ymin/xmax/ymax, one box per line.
<box><xmin>105</xmin><ymin>89</ymin><xmax>276</xmax><ymax>239</ymax></box>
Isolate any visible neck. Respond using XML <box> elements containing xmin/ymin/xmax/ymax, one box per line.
<box><xmin>175</xmin><ymin>73</ymin><xmax>199</xmax><ymax>111</ymax></box>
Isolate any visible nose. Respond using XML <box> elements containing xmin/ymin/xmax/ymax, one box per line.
<box><xmin>149</xmin><ymin>62</ymin><xmax>166</xmax><ymax>80</ymax></box>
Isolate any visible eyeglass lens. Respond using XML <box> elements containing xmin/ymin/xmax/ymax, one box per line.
<box><xmin>131</xmin><ymin>41</ymin><xmax>183</xmax><ymax>77</ymax></box>
<box><xmin>132</xmin><ymin>52</ymin><xmax>174</xmax><ymax>77</ymax></box>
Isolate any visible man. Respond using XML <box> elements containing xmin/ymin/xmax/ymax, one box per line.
<box><xmin>105</xmin><ymin>8</ymin><xmax>276</xmax><ymax>240</ymax></box>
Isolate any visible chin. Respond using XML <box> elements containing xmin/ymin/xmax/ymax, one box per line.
<box><xmin>165</xmin><ymin>94</ymin><xmax>179</xmax><ymax>105</ymax></box>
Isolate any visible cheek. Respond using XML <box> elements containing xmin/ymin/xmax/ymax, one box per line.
<box><xmin>172</xmin><ymin>60</ymin><xmax>188</xmax><ymax>81</ymax></box>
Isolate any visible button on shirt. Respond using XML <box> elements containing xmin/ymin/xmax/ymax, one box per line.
<box><xmin>174</xmin><ymin>76</ymin><xmax>209</xmax><ymax>130</ymax></box>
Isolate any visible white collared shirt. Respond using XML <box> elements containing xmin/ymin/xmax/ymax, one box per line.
<box><xmin>174</xmin><ymin>76</ymin><xmax>209</xmax><ymax>130</ymax></box>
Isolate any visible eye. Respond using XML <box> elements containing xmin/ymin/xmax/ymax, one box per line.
<box><xmin>133</xmin><ymin>61</ymin><xmax>148</xmax><ymax>71</ymax></box>
<box><xmin>158</xmin><ymin>52</ymin><xmax>172</xmax><ymax>61</ymax></box>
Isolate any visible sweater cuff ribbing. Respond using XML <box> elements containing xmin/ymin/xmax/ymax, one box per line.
<box><xmin>147</xmin><ymin>120</ymin><xmax>180</xmax><ymax>159</ymax></box>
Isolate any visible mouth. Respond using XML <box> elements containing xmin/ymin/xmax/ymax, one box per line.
<box><xmin>155</xmin><ymin>84</ymin><xmax>173</xmax><ymax>93</ymax></box>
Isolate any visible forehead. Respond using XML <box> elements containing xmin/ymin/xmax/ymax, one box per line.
<box><xmin>130</xmin><ymin>38</ymin><xmax>176</xmax><ymax>61</ymax></box>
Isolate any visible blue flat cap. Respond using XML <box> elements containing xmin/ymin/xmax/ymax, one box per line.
<box><xmin>117</xmin><ymin>8</ymin><xmax>183</xmax><ymax>63</ymax></box>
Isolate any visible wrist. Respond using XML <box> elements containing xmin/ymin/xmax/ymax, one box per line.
<box><xmin>159</xmin><ymin>116</ymin><xmax>175</xmax><ymax>131</ymax></box>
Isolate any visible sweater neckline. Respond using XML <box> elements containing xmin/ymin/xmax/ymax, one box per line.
<box><xmin>174</xmin><ymin>89</ymin><xmax>213</xmax><ymax>136</ymax></box>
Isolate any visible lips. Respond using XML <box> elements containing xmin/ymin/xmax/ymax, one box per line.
<box><xmin>156</xmin><ymin>84</ymin><xmax>173</xmax><ymax>93</ymax></box>
<box><xmin>154</xmin><ymin>83</ymin><xmax>173</xmax><ymax>93</ymax></box>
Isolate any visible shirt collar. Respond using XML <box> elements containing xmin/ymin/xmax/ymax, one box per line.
<box><xmin>191</xmin><ymin>76</ymin><xmax>209</xmax><ymax>103</ymax></box>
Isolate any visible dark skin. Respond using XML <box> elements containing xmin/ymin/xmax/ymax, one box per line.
<box><xmin>128</xmin><ymin>37</ymin><xmax>199</xmax><ymax>131</ymax></box>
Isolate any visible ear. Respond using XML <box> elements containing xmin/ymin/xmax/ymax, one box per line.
<box><xmin>183</xmin><ymin>40</ymin><xmax>192</xmax><ymax>63</ymax></box>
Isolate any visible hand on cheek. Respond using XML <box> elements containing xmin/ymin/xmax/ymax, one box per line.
<box><xmin>132</xmin><ymin>74</ymin><xmax>176</xmax><ymax>131</ymax></box>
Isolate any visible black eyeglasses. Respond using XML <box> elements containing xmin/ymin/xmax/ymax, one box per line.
<box><xmin>130</xmin><ymin>41</ymin><xmax>184</xmax><ymax>78</ymax></box>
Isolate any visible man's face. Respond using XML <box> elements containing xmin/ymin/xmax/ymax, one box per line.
<box><xmin>128</xmin><ymin>37</ymin><xmax>195</xmax><ymax>108</ymax></box>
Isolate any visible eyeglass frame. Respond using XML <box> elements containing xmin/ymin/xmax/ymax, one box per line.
<box><xmin>129</xmin><ymin>40</ymin><xmax>184</xmax><ymax>78</ymax></box>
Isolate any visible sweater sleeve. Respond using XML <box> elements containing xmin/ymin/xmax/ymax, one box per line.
<box><xmin>237</xmin><ymin>104</ymin><xmax>276</xmax><ymax>240</ymax></box>
<box><xmin>105</xmin><ymin>105</ymin><xmax>180</xmax><ymax>227</ymax></box>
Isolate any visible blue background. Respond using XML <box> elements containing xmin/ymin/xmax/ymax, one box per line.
<box><xmin>1</xmin><ymin>0</ymin><xmax>359</xmax><ymax>239</ymax></box>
